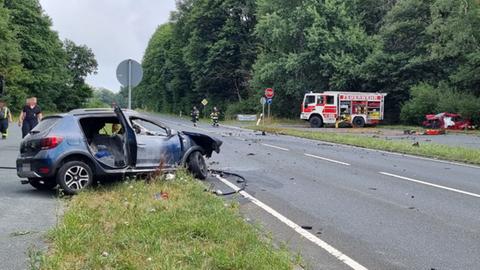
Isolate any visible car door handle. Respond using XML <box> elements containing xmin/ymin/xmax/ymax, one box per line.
<box><xmin>138</xmin><ymin>143</ymin><xmax>146</xmax><ymax>147</ymax></box>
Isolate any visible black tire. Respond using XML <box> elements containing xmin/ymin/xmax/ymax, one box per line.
<box><xmin>353</xmin><ymin>117</ymin><xmax>365</xmax><ymax>128</ymax></box>
<box><xmin>310</xmin><ymin>116</ymin><xmax>323</xmax><ymax>128</ymax></box>
<box><xmin>56</xmin><ymin>161</ymin><xmax>93</xmax><ymax>195</ymax></box>
<box><xmin>187</xmin><ymin>151</ymin><xmax>208</xmax><ymax>180</ymax></box>
<box><xmin>28</xmin><ymin>178</ymin><xmax>57</xmax><ymax>191</ymax></box>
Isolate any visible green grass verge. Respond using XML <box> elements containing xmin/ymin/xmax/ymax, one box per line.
<box><xmin>36</xmin><ymin>172</ymin><xmax>294</xmax><ymax>270</ymax></box>
<box><xmin>249</xmin><ymin>126</ymin><xmax>480</xmax><ymax>165</ymax></box>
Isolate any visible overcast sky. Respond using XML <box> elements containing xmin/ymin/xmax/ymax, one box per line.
<box><xmin>39</xmin><ymin>0</ymin><xmax>177</xmax><ymax>92</ymax></box>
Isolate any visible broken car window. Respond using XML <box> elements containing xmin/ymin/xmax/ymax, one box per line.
<box><xmin>131</xmin><ymin>118</ymin><xmax>168</xmax><ymax>136</ymax></box>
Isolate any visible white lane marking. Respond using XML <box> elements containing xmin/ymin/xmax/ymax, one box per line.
<box><xmin>301</xmin><ymin>138</ymin><xmax>480</xmax><ymax>170</ymax></box>
<box><xmin>214</xmin><ymin>175</ymin><xmax>368</xmax><ymax>270</ymax></box>
<box><xmin>217</xmin><ymin>123</ymin><xmax>480</xmax><ymax>170</ymax></box>
<box><xmin>304</xmin><ymin>153</ymin><xmax>351</xmax><ymax>166</ymax></box>
<box><xmin>379</xmin><ymin>172</ymin><xmax>480</xmax><ymax>198</ymax></box>
<box><xmin>162</xmin><ymin>115</ymin><xmax>480</xmax><ymax>170</ymax></box>
<box><xmin>261</xmin><ymin>143</ymin><xmax>290</xmax><ymax>151</ymax></box>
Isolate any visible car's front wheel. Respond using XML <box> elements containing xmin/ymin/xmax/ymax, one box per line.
<box><xmin>28</xmin><ymin>178</ymin><xmax>57</xmax><ymax>191</ymax></box>
<box><xmin>57</xmin><ymin>161</ymin><xmax>93</xmax><ymax>195</ymax></box>
<box><xmin>187</xmin><ymin>151</ymin><xmax>208</xmax><ymax>180</ymax></box>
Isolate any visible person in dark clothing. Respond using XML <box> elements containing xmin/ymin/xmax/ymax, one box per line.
<box><xmin>0</xmin><ymin>100</ymin><xmax>13</xmax><ymax>139</ymax></box>
<box><xmin>19</xmin><ymin>97</ymin><xmax>42</xmax><ymax>138</ymax></box>
<box><xmin>191</xmin><ymin>106</ymin><xmax>200</xmax><ymax>127</ymax></box>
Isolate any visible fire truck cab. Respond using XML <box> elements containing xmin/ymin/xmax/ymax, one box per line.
<box><xmin>300</xmin><ymin>91</ymin><xmax>387</xmax><ymax>128</ymax></box>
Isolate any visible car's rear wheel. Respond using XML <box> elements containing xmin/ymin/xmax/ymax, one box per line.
<box><xmin>57</xmin><ymin>161</ymin><xmax>93</xmax><ymax>195</ymax></box>
<box><xmin>188</xmin><ymin>151</ymin><xmax>208</xmax><ymax>180</ymax></box>
<box><xmin>28</xmin><ymin>178</ymin><xmax>57</xmax><ymax>191</ymax></box>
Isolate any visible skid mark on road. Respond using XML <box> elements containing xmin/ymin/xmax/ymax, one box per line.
<box><xmin>261</xmin><ymin>143</ymin><xmax>290</xmax><ymax>151</ymax></box>
<box><xmin>214</xmin><ymin>174</ymin><xmax>369</xmax><ymax>270</ymax></box>
<box><xmin>304</xmin><ymin>153</ymin><xmax>351</xmax><ymax>166</ymax></box>
<box><xmin>379</xmin><ymin>172</ymin><xmax>480</xmax><ymax>198</ymax></box>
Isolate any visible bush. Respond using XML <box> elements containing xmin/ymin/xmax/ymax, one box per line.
<box><xmin>401</xmin><ymin>82</ymin><xmax>480</xmax><ymax>125</ymax></box>
<box><xmin>85</xmin><ymin>98</ymin><xmax>109</xmax><ymax>108</ymax></box>
<box><xmin>224</xmin><ymin>97</ymin><xmax>260</xmax><ymax>120</ymax></box>
<box><xmin>400</xmin><ymin>83</ymin><xmax>439</xmax><ymax>124</ymax></box>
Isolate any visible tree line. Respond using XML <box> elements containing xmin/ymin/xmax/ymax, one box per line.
<box><xmin>0</xmin><ymin>0</ymin><xmax>98</xmax><ymax>112</ymax></box>
<box><xmin>136</xmin><ymin>0</ymin><xmax>480</xmax><ymax>124</ymax></box>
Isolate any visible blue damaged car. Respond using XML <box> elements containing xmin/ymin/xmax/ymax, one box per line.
<box><xmin>16</xmin><ymin>107</ymin><xmax>222</xmax><ymax>194</ymax></box>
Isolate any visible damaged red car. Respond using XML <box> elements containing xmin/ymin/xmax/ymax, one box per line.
<box><xmin>422</xmin><ymin>112</ymin><xmax>474</xmax><ymax>130</ymax></box>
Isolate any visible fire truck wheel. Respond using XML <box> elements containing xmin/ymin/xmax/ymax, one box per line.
<box><xmin>310</xmin><ymin>116</ymin><xmax>323</xmax><ymax>128</ymax></box>
<box><xmin>353</xmin><ymin>117</ymin><xmax>365</xmax><ymax>128</ymax></box>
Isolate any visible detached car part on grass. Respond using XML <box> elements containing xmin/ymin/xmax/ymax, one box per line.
<box><xmin>16</xmin><ymin>107</ymin><xmax>222</xmax><ymax>195</ymax></box>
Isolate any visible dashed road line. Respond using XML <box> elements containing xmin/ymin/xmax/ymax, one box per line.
<box><xmin>379</xmin><ymin>172</ymin><xmax>480</xmax><ymax>198</ymax></box>
<box><xmin>214</xmin><ymin>174</ymin><xmax>368</xmax><ymax>270</ymax></box>
<box><xmin>304</xmin><ymin>153</ymin><xmax>351</xmax><ymax>166</ymax></box>
<box><xmin>261</xmin><ymin>143</ymin><xmax>290</xmax><ymax>151</ymax></box>
<box><xmin>216</xmin><ymin>122</ymin><xmax>480</xmax><ymax>170</ymax></box>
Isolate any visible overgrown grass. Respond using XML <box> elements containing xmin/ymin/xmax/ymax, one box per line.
<box><xmin>249</xmin><ymin>126</ymin><xmax>480</xmax><ymax>165</ymax></box>
<box><xmin>36</xmin><ymin>171</ymin><xmax>294</xmax><ymax>270</ymax></box>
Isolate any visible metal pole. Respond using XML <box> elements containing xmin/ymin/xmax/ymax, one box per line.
<box><xmin>128</xmin><ymin>59</ymin><xmax>132</xmax><ymax>109</ymax></box>
<box><xmin>268</xmin><ymin>104</ymin><xmax>271</xmax><ymax>121</ymax></box>
<box><xmin>262</xmin><ymin>104</ymin><xmax>265</xmax><ymax>126</ymax></box>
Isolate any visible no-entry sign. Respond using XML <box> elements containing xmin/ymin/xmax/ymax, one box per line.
<box><xmin>265</xmin><ymin>88</ymin><xmax>274</xmax><ymax>99</ymax></box>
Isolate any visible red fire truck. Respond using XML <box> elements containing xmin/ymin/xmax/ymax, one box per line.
<box><xmin>300</xmin><ymin>91</ymin><xmax>387</xmax><ymax>128</ymax></box>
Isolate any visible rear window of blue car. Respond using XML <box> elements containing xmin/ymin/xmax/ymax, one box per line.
<box><xmin>31</xmin><ymin>117</ymin><xmax>61</xmax><ymax>133</ymax></box>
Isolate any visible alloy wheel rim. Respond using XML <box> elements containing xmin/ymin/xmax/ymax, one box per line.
<box><xmin>64</xmin><ymin>166</ymin><xmax>89</xmax><ymax>190</ymax></box>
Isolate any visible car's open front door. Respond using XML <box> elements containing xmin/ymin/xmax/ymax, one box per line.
<box><xmin>114</xmin><ymin>107</ymin><xmax>137</xmax><ymax>167</ymax></box>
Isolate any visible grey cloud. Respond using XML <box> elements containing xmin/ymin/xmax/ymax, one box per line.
<box><xmin>40</xmin><ymin>0</ymin><xmax>176</xmax><ymax>91</ymax></box>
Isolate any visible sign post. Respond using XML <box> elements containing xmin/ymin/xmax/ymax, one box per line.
<box><xmin>116</xmin><ymin>59</ymin><xmax>143</xmax><ymax>109</ymax></box>
<box><xmin>201</xmin><ymin>98</ymin><xmax>208</xmax><ymax>118</ymax></box>
<box><xmin>260</xmin><ymin>97</ymin><xmax>266</xmax><ymax>126</ymax></box>
<box><xmin>266</xmin><ymin>98</ymin><xmax>273</xmax><ymax>120</ymax></box>
<box><xmin>128</xmin><ymin>60</ymin><xmax>132</xmax><ymax>109</ymax></box>
<box><xmin>264</xmin><ymin>88</ymin><xmax>275</xmax><ymax>122</ymax></box>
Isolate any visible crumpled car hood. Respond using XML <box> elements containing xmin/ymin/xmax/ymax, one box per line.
<box><xmin>182</xmin><ymin>131</ymin><xmax>223</xmax><ymax>157</ymax></box>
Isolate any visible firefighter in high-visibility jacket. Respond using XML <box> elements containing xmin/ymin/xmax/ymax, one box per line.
<box><xmin>0</xmin><ymin>100</ymin><xmax>13</xmax><ymax>139</ymax></box>
<box><xmin>191</xmin><ymin>106</ymin><xmax>200</xmax><ymax>127</ymax></box>
<box><xmin>210</xmin><ymin>107</ymin><xmax>219</xmax><ymax>127</ymax></box>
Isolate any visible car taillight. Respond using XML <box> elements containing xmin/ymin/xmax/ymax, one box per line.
<box><xmin>41</xmin><ymin>136</ymin><xmax>63</xmax><ymax>150</ymax></box>
<box><xmin>38</xmin><ymin>167</ymin><xmax>50</xmax><ymax>174</ymax></box>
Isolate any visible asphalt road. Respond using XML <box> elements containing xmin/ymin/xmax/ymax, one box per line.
<box><xmin>1</xmin><ymin>115</ymin><xmax>479</xmax><ymax>270</ymax></box>
<box><xmin>0</xmin><ymin>125</ymin><xmax>59</xmax><ymax>270</ymax></box>
<box><xmin>157</xmin><ymin>115</ymin><xmax>480</xmax><ymax>270</ymax></box>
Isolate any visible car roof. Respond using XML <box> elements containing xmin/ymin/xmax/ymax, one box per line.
<box><xmin>68</xmin><ymin>108</ymin><xmax>140</xmax><ymax>117</ymax></box>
